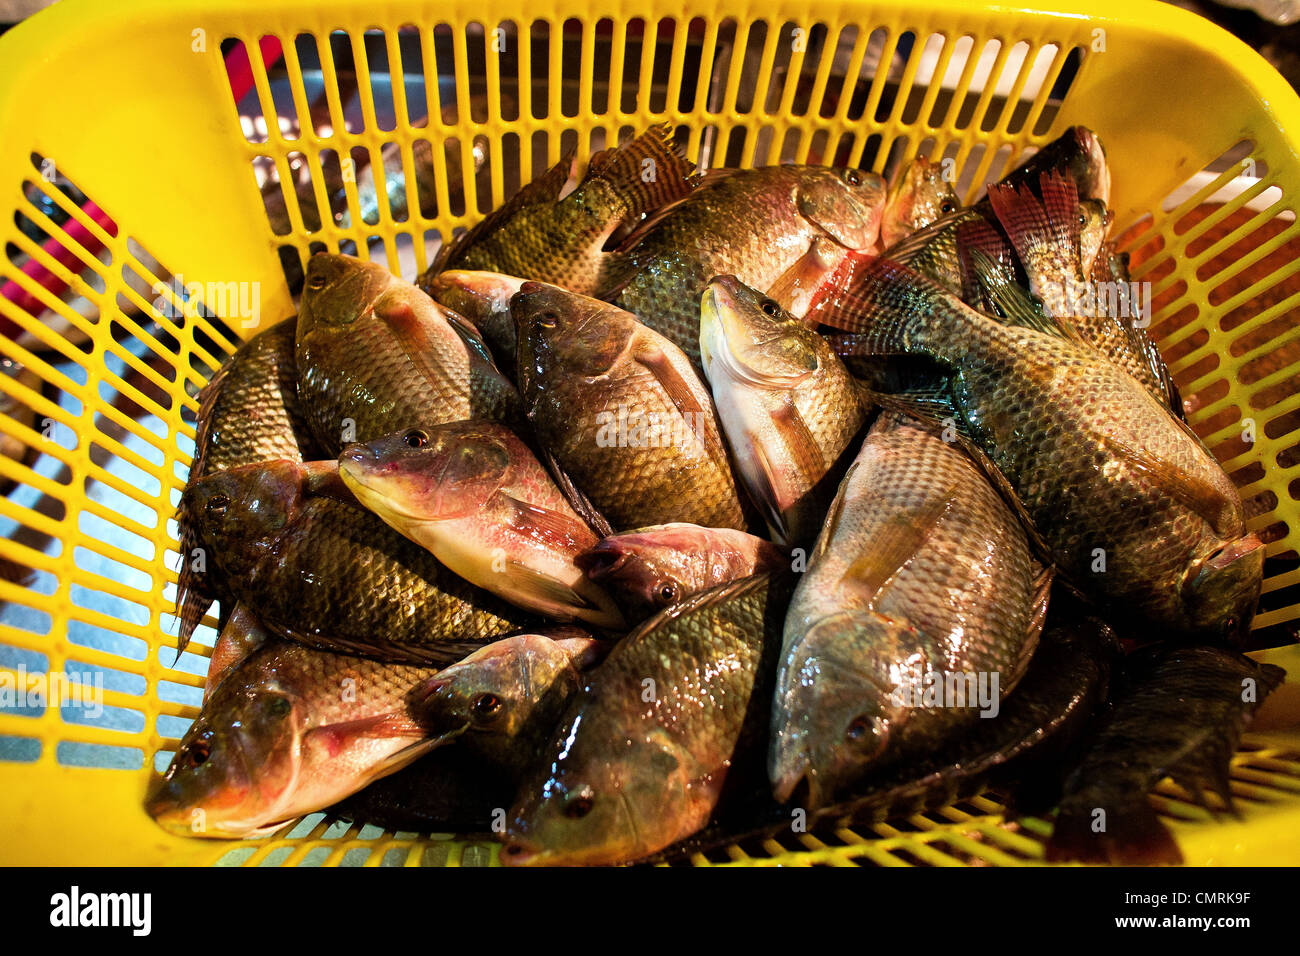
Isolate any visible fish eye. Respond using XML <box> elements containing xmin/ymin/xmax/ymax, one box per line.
<box><xmin>760</xmin><ymin>299</ymin><xmax>781</xmax><ymax>318</ymax></box>
<box><xmin>535</xmin><ymin>310</ymin><xmax>559</xmax><ymax>329</ymax></box>
<box><xmin>563</xmin><ymin>789</ymin><xmax>596</xmax><ymax>819</ymax></box>
<box><xmin>180</xmin><ymin>732</ymin><xmax>213</xmax><ymax>769</ymax></box>
<box><xmin>654</xmin><ymin>581</ymin><xmax>680</xmax><ymax>606</ymax></box>
<box><xmin>845</xmin><ymin>714</ymin><xmax>874</xmax><ymax>743</ymax></box>
<box><xmin>403</xmin><ymin>429</ymin><xmax>430</xmax><ymax>448</ymax></box>
<box><xmin>266</xmin><ymin>696</ymin><xmax>292</xmax><ymax>719</ymax></box>
<box><xmin>843</xmin><ymin>169</ymin><xmax>862</xmax><ymax>187</ymax></box>
<box><xmin>472</xmin><ymin>692</ymin><xmax>502</xmax><ymax>720</ymax></box>
<box><xmin>306</xmin><ymin>273</ymin><xmax>328</xmax><ymax>291</ymax></box>
<box><xmin>205</xmin><ymin>493</ymin><xmax>230</xmax><ymax>515</ymax></box>
<box><xmin>940</xmin><ymin>199</ymin><xmax>957</xmax><ymax>214</ymax></box>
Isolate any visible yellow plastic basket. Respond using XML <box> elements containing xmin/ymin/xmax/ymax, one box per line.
<box><xmin>1</xmin><ymin>0</ymin><xmax>1299</xmax><ymax>866</ymax></box>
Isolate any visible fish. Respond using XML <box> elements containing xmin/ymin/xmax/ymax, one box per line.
<box><xmin>417</xmin><ymin>629</ymin><xmax>605</xmax><ymax>779</ymax></box>
<box><xmin>973</xmin><ymin>124</ymin><xmax>1111</xmax><ymax>210</ymax></box>
<box><xmin>511</xmin><ymin>280</ymin><xmax>747</xmax><ymax>532</ymax></box>
<box><xmin>1047</xmin><ymin>643</ymin><xmax>1285</xmax><ymax>864</ymax></box>
<box><xmin>176</xmin><ymin>318</ymin><xmax>324</xmax><ymax>654</ymax></box>
<box><xmin>339</xmin><ymin>421</ymin><xmax>624</xmax><ymax>629</ymax></box>
<box><xmin>770</xmin><ymin>412</ymin><xmax>1047</xmax><ymax>809</ymax></box>
<box><xmin>576</xmin><ymin>523</ymin><xmax>788</xmax><ymax>621</ymax></box>
<box><xmin>295</xmin><ymin>253</ymin><xmax>520</xmax><ymax>456</ymax></box>
<box><xmin>650</xmin><ymin>607</ymin><xmax>1117</xmax><ymax>862</ymax></box>
<box><xmin>327</xmin><ymin>746</ymin><xmax>517</xmax><ymax>835</ymax></box>
<box><xmin>816</xmin><ymin>256</ymin><xmax>1263</xmax><ymax>645</ymax></box>
<box><xmin>419</xmin><ymin>124</ymin><xmax>694</xmax><ymax>297</ymax></box>
<box><xmin>605</xmin><ymin>164</ymin><xmax>887</xmax><ymax>369</ymax></box>
<box><xmin>145</xmin><ymin>640</ymin><xmax>447</xmax><ymax>839</ymax></box>
<box><xmin>699</xmin><ymin>275</ymin><xmax>869</xmax><ymax>546</ymax></box>
<box><xmin>203</xmin><ymin>604</ymin><xmax>270</xmax><ymax>699</ymax></box>
<box><xmin>181</xmin><ymin>459</ymin><xmax>535</xmax><ymax>665</ymax></box>
<box><xmin>879</xmin><ymin>156</ymin><xmax>961</xmax><ymax>248</ymax></box>
<box><xmin>502</xmin><ymin>573</ymin><xmax>791</xmax><ymax>866</ymax></box>
<box><xmin>424</xmin><ymin>270</ymin><xmax>526</xmax><ymax>373</ymax></box>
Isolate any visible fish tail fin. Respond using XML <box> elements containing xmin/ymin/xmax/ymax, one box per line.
<box><xmin>1047</xmin><ymin>797</ymin><xmax>1183</xmax><ymax>864</ymax></box>
<box><xmin>586</xmin><ymin>123</ymin><xmax>695</xmax><ymax>224</ymax></box>
<box><xmin>987</xmin><ymin>170</ymin><xmax>1080</xmax><ymax>272</ymax></box>
<box><xmin>953</xmin><ymin>216</ymin><xmax>1016</xmax><ymax>305</ymax></box>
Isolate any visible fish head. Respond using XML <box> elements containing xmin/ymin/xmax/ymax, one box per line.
<box><xmin>1182</xmin><ymin>534</ymin><xmax>1265</xmax><ymax>647</ymax></box>
<box><xmin>796</xmin><ymin>167</ymin><xmax>887</xmax><ymax>252</ymax></box>
<box><xmin>180</xmin><ymin>460</ymin><xmax>307</xmax><ymax>567</ymax></box>
<box><xmin>339</xmin><ymin>422</ymin><xmax>514</xmax><ymax>525</ymax></box>
<box><xmin>700</xmin><ymin>275</ymin><xmax>821</xmax><ymax>389</ymax></box>
<box><xmin>1071</xmin><ymin>126</ymin><xmax>1111</xmax><ymax>205</ymax></box>
<box><xmin>298</xmin><ymin>253</ymin><xmax>394</xmax><ymax>333</ymax></box>
<box><xmin>1077</xmin><ymin>200</ymin><xmax>1111</xmax><ymax>277</ymax></box>
<box><xmin>418</xmin><ymin>634</ymin><xmax>580</xmax><ymax>744</ymax></box>
<box><xmin>880</xmin><ymin>157</ymin><xmax>960</xmax><ymax>247</ymax></box>
<box><xmin>145</xmin><ymin>666</ymin><xmax>306</xmax><ymax>839</ymax></box>
<box><xmin>512</xmin><ymin>281</ymin><xmax>636</xmax><ymax>386</ymax></box>
<box><xmin>770</xmin><ymin>610</ymin><xmax>915</xmax><ymax>808</ymax></box>
<box><xmin>576</xmin><ymin>528</ymin><xmax>703</xmax><ymax>617</ymax></box>
<box><xmin>426</xmin><ymin>270</ymin><xmax>523</xmax><ymax>326</ymax></box>
<box><xmin>503</xmin><ymin>716</ymin><xmax>695</xmax><ymax>866</ymax></box>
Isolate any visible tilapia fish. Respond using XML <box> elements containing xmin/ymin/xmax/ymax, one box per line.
<box><xmin>420</xmin><ymin>124</ymin><xmax>694</xmax><ymax>297</ymax></box>
<box><xmin>512</xmin><ymin>281</ymin><xmax>746</xmax><ymax>531</ymax></box>
<box><xmin>203</xmin><ymin>604</ymin><xmax>270</xmax><ymax>699</ymax></box>
<box><xmin>879</xmin><ymin>156</ymin><xmax>961</xmax><ymax>248</ymax></box>
<box><xmin>146</xmin><ymin>640</ymin><xmax>445</xmax><ymax>839</ymax></box>
<box><xmin>700</xmin><ymin>275</ymin><xmax>868</xmax><ymax>547</ymax></box>
<box><xmin>1048</xmin><ymin>643</ymin><xmax>1285</xmax><ymax>864</ymax></box>
<box><xmin>176</xmin><ymin>318</ymin><xmax>322</xmax><ymax>653</ymax></box>
<box><xmin>503</xmin><ymin>573</ymin><xmax>791</xmax><ymax>866</ymax></box>
<box><xmin>295</xmin><ymin>253</ymin><xmax>519</xmax><ymax>455</ymax></box>
<box><xmin>424</xmin><ymin>270</ymin><xmax>525</xmax><ymax>373</ymax></box>
<box><xmin>418</xmin><ymin>629</ymin><xmax>605</xmax><ymax>780</ymax></box>
<box><xmin>181</xmin><ymin>459</ymin><xmax>533</xmax><ymax>665</ymax></box>
<box><xmin>577</xmin><ymin>523</ymin><xmax>787</xmax><ymax>621</ymax></box>
<box><xmin>771</xmin><ymin>412</ymin><xmax>1046</xmax><ymax>809</ymax></box>
<box><xmin>821</xmin><ymin>258</ymin><xmax>1263</xmax><ymax>645</ymax></box>
<box><xmin>607</xmin><ymin>164</ymin><xmax>887</xmax><ymax>369</ymax></box>
<box><xmin>652</xmin><ymin>608</ymin><xmax>1116</xmax><ymax>862</ymax></box>
<box><xmin>340</xmin><ymin>421</ymin><xmax>623</xmax><ymax>628</ymax></box>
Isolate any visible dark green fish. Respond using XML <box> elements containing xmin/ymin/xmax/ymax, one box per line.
<box><xmin>503</xmin><ymin>573</ymin><xmax>790</xmax><ymax>866</ymax></box>
<box><xmin>181</xmin><ymin>459</ymin><xmax>534</xmax><ymax>665</ymax></box>
<box><xmin>1048</xmin><ymin>643</ymin><xmax>1285</xmax><ymax>864</ymax></box>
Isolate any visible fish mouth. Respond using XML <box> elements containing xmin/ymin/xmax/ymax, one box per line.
<box><xmin>573</xmin><ymin>544</ymin><xmax>628</xmax><ymax>581</ymax></box>
<box><xmin>500</xmin><ymin>840</ymin><xmax>549</xmax><ymax>867</ymax></box>
<box><xmin>337</xmin><ymin>461</ymin><xmax>430</xmax><ymax>525</ymax></box>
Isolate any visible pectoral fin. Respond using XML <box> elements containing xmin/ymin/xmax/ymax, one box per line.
<box><xmin>500</xmin><ymin>494</ymin><xmax>599</xmax><ymax>553</ymax></box>
<box><xmin>839</xmin><ymin>491</ymin><xmax>955</xmax><ymax>603</ymax></box>
<box><xmin>1097</xmin><ymin>431</ymin><xmax>1238</xmax><ymax>537</ymax></box>
<box><xmin>634</xmin><ymin>345</ymin><xmax>729</xmax><ymax>468</ymax></box>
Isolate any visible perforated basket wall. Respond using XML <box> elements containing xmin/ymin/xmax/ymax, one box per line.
<box><xmin>0</xmin><ymin>0</ymin><xmax>1298</xmax><ymax>865</ymax></box>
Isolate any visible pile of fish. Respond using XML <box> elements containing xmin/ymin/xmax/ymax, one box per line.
<box><xmin>146</xmin><ymin>123</ymin><xmax>1288</xmax><ymax>865</ymax></box>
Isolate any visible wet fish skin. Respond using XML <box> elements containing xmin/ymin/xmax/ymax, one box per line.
<box><xmin>146</xmin><ymin>640</ymin><xmax>444</xmax><ymax>839</ymax></box>
<box><xmin>425</xmin><ymin>270</ymin><xmax>526</xmax><ymax>373</ymax></box>
<box><xmin>823</xmin><ymin>257</ymin><xmax>1262</xmax><ymax>645</ymax></box>
<box><xmin>418</xmin><ymin>629</ymin><xmax>604</xmax><ymax>779</ymax></box>
<box><xmin>421</xmin><ymin>125</ymin><xmax>694</xmax><ymax>297</ymax></box>
<box><xmin>295</xmin><ymin>253</ymin><xmax>520</xmax><ymax>456</ymax></box>
<box><xmin>880</xmin><ymin>156</ymin><xmax>961</xmax><ymax>248</ymax></box>
<box><xmin>339</xmin><ymin>422</ymin><xmax>623</xmax><ymax>628</ymax></box>
<box><xmin>699</xmin><ymin>275</ymin><xmax>868</xmax><ymax>546</ymax></box>
<box><xmin>576</xmin><ymin>522</ymin><xmax>787</xmax><ymax>621</ymax></box>
<box><xmin>503</xmin><ymin>573</ymin><xmax>790</xmax><ymax>866</ymax></box>
<box><xmin>1047</xmin><ymin>643</ymin><xmax>1285</xmax><ymax>864</ymax></box>
<box><xmin>770</xmin><ymin>412</ymin><xmax>1043</xmax><ymax>808</ymax></box>
<box><xmin>182</xmin><ymin>459</ymin><xmax>534</xmax><ymax>665</ymax></box>
<box><xmin>512</xmin><ymin>281</ymin><xmax>747</xmax><ymax>532</ymax></box>
<box><xmin>610</xmin><ymin>165</ymin><xmax>887</xmax><ymax>369</ymax></box>
<box><xmin>176</xmin><ymin>319</ymin><xmax>323</xmax><ymax>653</ymax></box>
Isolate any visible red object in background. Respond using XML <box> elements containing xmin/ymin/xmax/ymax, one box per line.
<box><xmin>0</xmin><ymin>38</ymin><xmax>285</xmax><ymax>337</ymax></box>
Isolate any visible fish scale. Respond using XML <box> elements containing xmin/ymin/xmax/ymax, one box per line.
<box><xmin>835</xmin><ymin>258</ymin><xmax>1260</xmax><ymax>642</ymax></box>
<box><xmin>771</xmin><ymin>411</ymin><xmax>1042</xmax><ymax>807</ymax></box>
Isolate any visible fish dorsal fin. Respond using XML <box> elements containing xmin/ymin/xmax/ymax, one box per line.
<box><xmin>987</xmin><ymin>172</ymin><xmax>1080</xmax><ymax>268</ymax></box>
<box><xmin>430</xmin><ymin>147</ymin><xmax>578</xmax><ymax>274</ymax></box>
<box><xmin>585</xmin><ymin>123</ymin><xmax>695</xmax><ymax>225</ymax></box>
